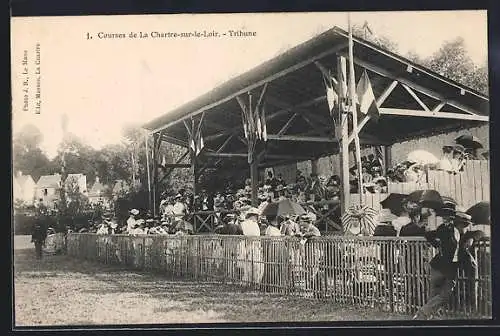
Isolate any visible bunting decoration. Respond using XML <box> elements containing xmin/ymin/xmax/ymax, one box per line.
<box><xmin>374</xmin><ymin>146</ymin><xmax>384</xmax><ymax>169</ymax></box>
<box><xmin>190</xmin><ymin>129</ymin><xmax>205</xmax><ymax>156</ymax></box>
<box><xmin>238</xmin><ymin>83</ymin><xmax>268</xmax><ymax>164</ymax></box>
<box><xmin>356</xmin><ymin>69</ymin><xmax>380</xmax><ymax>122</ymax></box>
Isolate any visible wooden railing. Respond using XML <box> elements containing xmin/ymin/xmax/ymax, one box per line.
<box><xmin>66</xmin><ymin>233</ymin><xmax>491</xmax><ymax>319</ymax></box>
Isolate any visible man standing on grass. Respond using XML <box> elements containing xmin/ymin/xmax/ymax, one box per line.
<box><xmin>32</xmin><ymin>210</ymin><xmax>48</xmax><ymax>260</ymax></box>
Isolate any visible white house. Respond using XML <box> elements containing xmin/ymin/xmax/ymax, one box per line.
<box><xmin>35</xmin><ymin>174</ymin><xmax>62</xmax><ymax>207</ymax></box>
<box><xmin>13</xmin><ymin>172</ymin><xmax>36</xmax><ymax>205</ymax></box>
<box><xmin>35</xmin><ymin>173</ymin><xmax>89</xmax><ymax>207</ymax></box>
<box><xmin>88</xmin><ymin>176</ymin><xmax>109</xmax><ymax>206</ymax></box>
<box><xmin>65</xmin><ymin>173</ymin><xmax>88</xmax><ymax>195</ymax></box>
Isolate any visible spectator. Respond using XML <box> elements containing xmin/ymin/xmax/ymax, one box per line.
<box><xmin>413</xmin><ymin>204</ymin><xmax>461</xmax><ymax>320</ymax></box>
<box><xmin>373</xmin><ymin>209</ymin><xmax>398</xmax><ymax>237</ymax></box>
<box><xmin>280</xmin><ymin>215</ymin><xmax>301</xmax><ymax>236</ymax></box>
<box><xmin>126</xmin><ymin>209</ymin><xmax>139</xmax><ymax>234</ymax></box>
<box><xmin>399</xmin><ymin>203</ymin><xmax>426</xmax><ymax>237</ymax></box>
<box><xmin>31</xmin><ymin>217</ymin><xmax>48</xmax><ymax>260</ymax></box>
<box><xmin>297</xmin><ymin>214</ymin><xmax>323</xmax><ymax>297</ymax></box>
<box><xmin>276</xmin><ymin>173</ymin><xmax>285</xmax><ymax>187</ymax></box>
<box><xmin>362</xmin><ymin>167</ymin><xmax>373</xmax><ymax>184</ymax></box>
<box><xmin>172</xmin><ymin>194</ymin><xmax>187</xmax><ymax>219</ymax></box>
<box><xmin>456</xmin><ymin>212</ymin><xmax>487</xmax><ymax>310</ymax></box>
<box><xmin>238</xmin><ymin>208</ymin><xmax>264</xmax><ymax>285</ymax></box>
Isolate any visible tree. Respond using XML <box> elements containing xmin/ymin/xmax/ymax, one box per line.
<box><xmin>51</xmin><ymin>133</ymin><xmax>99</xmax><ymax>186</ymax></box>
<box><xmin>407</xmin><ymin>37</ymin><xmax>488</xmax><ymax>95</ymax></box>
<box><xmin>352</xmin><ymin>23</ymin><xmax>399</xmax><ymax>53</ymax></box>
<box><xmin>13</xmin><ymin>124</ymin><xmax>56</xmax><ymax>180</ymax></box>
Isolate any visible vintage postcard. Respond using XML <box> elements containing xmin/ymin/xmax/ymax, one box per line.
<box><xmin>11</xmin><ymin>11</ymin><xmax>491</xmax><ymax>327</ymax></box>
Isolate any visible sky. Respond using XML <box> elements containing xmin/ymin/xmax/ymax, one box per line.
<box><xmin>11</xmin><ymin>10</ymin><xmax>488</xmax><ymax>159</ymax></box>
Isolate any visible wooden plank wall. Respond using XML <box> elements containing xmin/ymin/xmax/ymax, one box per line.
<box><xmin>426</xmin><ymin>160</ymin><xmax>490</xmax><ymax>210</ymax></box>
<box><xmin>350</xmin><ymin>160</ymin><xmax>489</xmax><ymax>230</ymax></box>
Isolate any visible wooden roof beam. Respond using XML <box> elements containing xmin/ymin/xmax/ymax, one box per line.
<box><xmin>344</xmin><ymin>32</ymin><xmax>487</xmax><ymax>100</ymax></box>
<box><xmin>267</xmin><ymin>134</ymin><xmax>337</xmax><ymax>142</ymax></box>
<box><xmin>379</xmin><ymin>108</ymin><xmax>489</xmax><ymax>121</ymax></box>
<box><xmin>151</xmin><ymin>42</ymin><xmax>349</xmax><ymax>133</ymax></box>
<box><xmin>338</xmin><ymin>52</ymin><xmax>488</xmax><ymax>118</ymax></box>
<box><xmin>204</xmin><ymin>95</ymin><xmax>327</xmax><ymax>142</ymax></box>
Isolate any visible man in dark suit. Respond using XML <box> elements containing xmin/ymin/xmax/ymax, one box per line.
<box><xmin>412</xmin><ymin>205</ymin><xmax>461</xmax><ymax>319</ymax></box>
<box><xmin>455</xmin><ymin>213</ymin><xmax>487</xmax><ymax>310</ymax></box>
<box><xmin>32</xmin><ymin>210</ymin><xmax>48</xmax><ymax>260</ymax></box>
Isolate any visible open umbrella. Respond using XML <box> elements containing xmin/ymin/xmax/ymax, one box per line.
<box><xmin>261</xmin><ymin>198</ymin><xmax>306</xmax><ymax>217</ymax></box>
<box><xmin>466</xmin><ymin>201</ymin><xmax>490</xmax><ymax>225</ymax></box>
<box><xmin>407</xmin><ymin>150</ymin><xmax>439</xmax><ymax>165</ymax></box>
<box><xmin>380</xmin><ymin>193</ymin><xmax>408</xmax><ymax>216</ymax></box>
<box><xmin>341</xmin><ymin>205</ymin><xmax>379</xmax><ymax>236</ymax></box>
<box><xmin>455</xmin><ymin>134</ymin><xmax>483</xmax><ymax>150</ymax></box>
<box><xmin>407</xmin><ymin>189</ymin><xmax>443</xmax><ymax>210</ymax></box>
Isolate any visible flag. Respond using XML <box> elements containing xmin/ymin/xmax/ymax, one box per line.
<box><xmin>261</xmin><ymin>107</ymin><xmax>267</xmax><ymax>142</ymax></box>
<box><xmin>337</xmin><ymin>57</ymin><xmax>348</xmax><ymax>114</ymax></box>
<box><xmin>356</xmin><ymin>70</ymin><xmax>379</xmax><ymax>121</ymax></box>
<box><xmin>256</xmin><ymin>114</ymin><xmax>262</xmax><ymax>140</ymax></box>
<box><xmin>374</xmin><ymin>146</ymin><xmax>384</xmax><ymax>169</ymax></box>
<box><xmin>196</xmin><ymin>130</ymin><xmax>204</xmax><ymax>156</ymax></box>
<box><xmin>362</xmin><ymin>21</ymin><xmax>373</xmax><ymax>36</ymax></box>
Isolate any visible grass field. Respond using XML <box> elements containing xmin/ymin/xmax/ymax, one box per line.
<box><xmin>14</xmin><ymin>235</ymin><xmax>409</xmax><ymax>326</ymax></box>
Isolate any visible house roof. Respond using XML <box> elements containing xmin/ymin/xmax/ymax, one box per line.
<box><xmin>36</xmin><ymin>174</ymin><xmax>61</xmax><ymax>189</ymax></box>
<box><xmin>142</xmin><ymin>26</ymin><xmax>489</xmax><ymax>170</ymax></box>
<box><xmin>66</xmin><ymin>173</ymin><xmax>85</xmax><ymax>181</ymax></box>
<box><xmin>112</xmin><ymin>180</ymin><xmax>130</xmax><ymax>194</ymax></box>
<box><xmin>14</xmin><ymin>174</ymin><xmax>34</xmax><ymax>189</ymax></box>
<box><xmin>89</xmin><ymin>180</ymin><xmax>106</xmax><ymax>197</ymax></box>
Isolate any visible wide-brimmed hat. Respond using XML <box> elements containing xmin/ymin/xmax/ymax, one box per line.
<box><xmin>129</xmin><ymin>209</ymin><xmax>139</xmax><ymax>215</ymax></box>
<box><xmin>174</xmin><ymin>194</ymin><xmax>182</xmax><ymax>199</ymax></box>
<box><xmin>300</xmin><ymin>212</ymin><xmax>316</xmax><ymax>222</ymax></box>
<box><xmin>378</xmin><ymin>209</ymin><xmax>398</xmax><ymax>223</ymax></box>
<box><xmin>454</xmin><ymin>211</ymin><xmax>473</xmax><ymax>226</ymax></box>
<box><xmin>373</xmin><ymin>177</ymin><xmax>387</xmax><ymax>186</ymax></box>
<box><xmin>245</xmin><ymin>207</ymin><xmax>260</xmax><ymax>217</ymax></box>
<box><xmin>436</xmin><ymin>204</ymin><xmax>456</xmax><ymax>217</ymax></box>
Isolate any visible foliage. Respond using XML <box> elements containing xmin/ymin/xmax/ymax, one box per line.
<box><xmin>12</xmin><ymin>30</ymin><xmax>488</xmax><ymax>217</ymax></box>
<box><xmin>352</xmin><ymin>24</ymin><xmax>398</xmax><ymax>53</ymax></box>
<box><xmin>406</xmin><ymin>38</ymin><xmax>488</xmax><ymax>95</ymax></box>
<box><xmin>352</xmin><ymin>22</ymin><xmax>487</xmax><ymax>95</ymax></box>
<box><xmin>13</xmin><ymin>124</ymin><xmax>57</xmax><ymax>181</ymax></box>
<box><xmin>424</xmin><ymin>37</ymin><xmax>488</xmax><ymax>94</ymax></box>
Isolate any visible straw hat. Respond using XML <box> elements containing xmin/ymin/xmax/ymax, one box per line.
<box><xmin>378</xmin><ymin>209</ymin><xmax>397</xmax><ymax>223</ymax></box>
<box><xmin>454</xmin><ymin>211</ymin><xmax>473</xmax><ymax>227</ymax></box>
<box><xmin>245</xmin><ymin>207</ymin><xmax>260</xmax><ymax>217</ymax></box>
<box><xmin>129</xmin><ymin>209</ymin><xmax>139</xmax><ymax>216</ymax></box>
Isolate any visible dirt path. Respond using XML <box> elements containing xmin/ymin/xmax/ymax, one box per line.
<box><xmin>14</xmin><ymin>237</ymin><xmax>407</xmax><ymax>326</ymax></box>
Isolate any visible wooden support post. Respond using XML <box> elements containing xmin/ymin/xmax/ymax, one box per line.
<box><xmin>152</xmin><ymin>132</ymin><xmax>159</xmax><ymax>217</ymax></box>
<box><xmin>338</xmin><ymin>56</ymin><xmax>350</xmax><ymax>214</ymax></box>
<box><xmin>311</xmin><ymin>159</ymin><xmax>319</xmax><ymax>176</ymax></box>
<box><xmin>348</xmin><ymin>16</ymin><xmax>364</xmax><ymax>206</ymax></box>
<box><xmin>384</xmin><ymin>145</ymin><xmax>392</xmax><ymax>175</ymax></box>
<box><xmin>250</xmin><ymin>159</ymin><xmax>259</xmax><ymax>207</ymax></box>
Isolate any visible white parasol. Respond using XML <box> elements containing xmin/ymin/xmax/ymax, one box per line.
<box><xmin>407</xmin><ymin>150</ymin><xmax>439</xmax><ymax>165</ymax></box>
